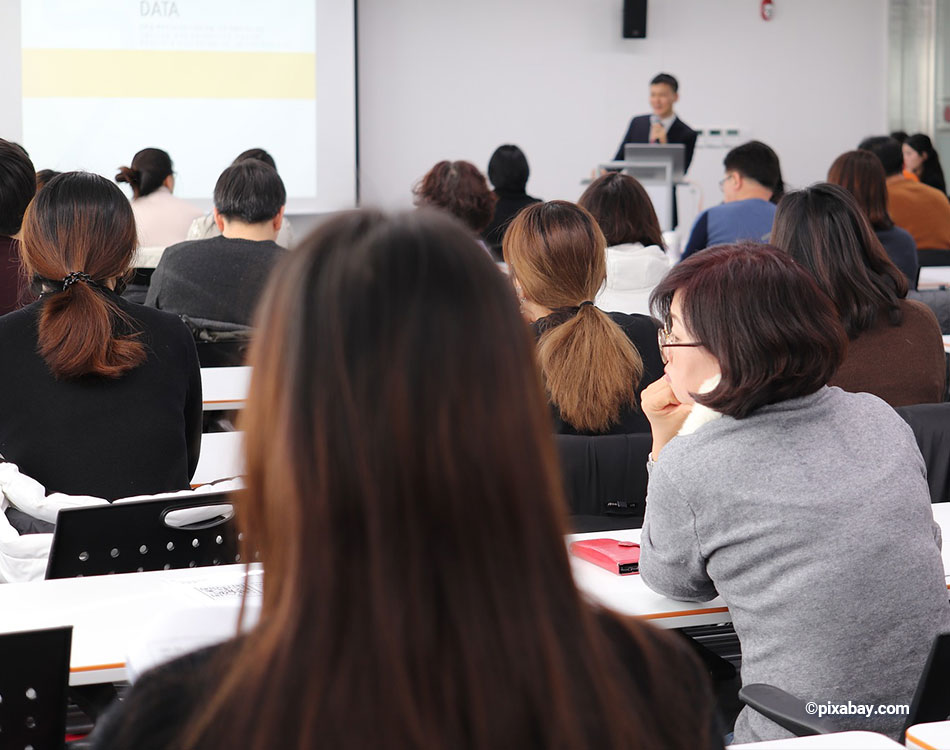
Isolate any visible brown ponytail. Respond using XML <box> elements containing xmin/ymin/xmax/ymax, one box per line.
<box><xmin>504</xmin><ymin>201</ymin><xmax>643</xmax><ymax>432</ymax></box>
<box><xmin>20</xmin><ymin>172</ymin><xmax>145</xmax><ymax>380</ymax></box>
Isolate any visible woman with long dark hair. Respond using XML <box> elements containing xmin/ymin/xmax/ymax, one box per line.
<box><xmin>827</xmin><ymin>149</ymin><xmax>918</xmax><ymax>287</ymax></box>
<box><xmin>89</xmin><ymin>209</ymin><xmax>721</xmax><ymax>750</ymax></box>
<box><xmin>902</xmin><ymin>133</ymin><xmax>947</xmax><ymax>195</ymax></box>
<box><xmin>504</xmin><ymin>200</ymin><xmax>663</xmax><ymax>434</ymax></box>
<box><xmin>771</xmin><ymin>183</ymin><xmax>944</xmax><ymax>406</ymax></box>
<box><xmin>0</xmin><ymin>172</ymin><xmax>201</xmax><ymax>522</ymax></box>
<box><xmin>116</xmin><ymin>147</ymin><xmax>202</xmax><ymax>247</ymax></box>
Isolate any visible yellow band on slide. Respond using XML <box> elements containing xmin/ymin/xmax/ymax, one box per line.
<box><xmin>23</xmin><ymin>49</ymin><xmax>316</xmax><ymax>99</ymax></box>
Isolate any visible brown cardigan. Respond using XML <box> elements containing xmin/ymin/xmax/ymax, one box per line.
<box><xmin>830</xmin><ymin>299</ymin><xmax>945</xmax><ymax>407</ymax></box>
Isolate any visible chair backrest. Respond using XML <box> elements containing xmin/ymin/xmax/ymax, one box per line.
<box><xmin>0</xmin><ymin>626</ymin><xmax>72</xmax><ymax>749</ymax></box>
<box><xmin>46</xmin><ymin>492</ymin><xmax>241</xmax><ymax>579</ymax></box>
<box><xmin>908</xmin><ymin>288</ymin><xmax>950</xmax><ymax>334</ymax></box>
<box><xmin>895</xmin><ymin>403</ymin><xmax>950</xmax><ymax>503</ymax></box>
<box><xmin>904</xmin><ymin>631</ymin><xmax>950</xmax><ymax>732</ymax></box>
<box><xmin>180</xmin><ymin>315</ymin><xmax>254</xmax><ymax>368</ymax></box>
<box><xmin>555</xmin><ymin>433</ymin><xmax>652</xmax><ymax>533</ymax></box>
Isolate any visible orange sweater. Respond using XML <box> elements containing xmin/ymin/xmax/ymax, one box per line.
<box><xmin>887</xmin><ymin>178</ymin><xmax>950</xmax><ymax>250</ymax></box>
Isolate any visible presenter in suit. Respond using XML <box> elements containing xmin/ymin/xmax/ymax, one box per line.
<box><xmin>613</xmin><ymin>73</ymin><xmax>698</xmax><ymax>170</ymax></box>
<box><xmin>612</xmin><ymin>73</ymin><xmax>698</xmax><ymax>229</ymax></box>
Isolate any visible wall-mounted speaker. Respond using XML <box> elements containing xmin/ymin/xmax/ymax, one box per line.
<box><xmin>623</xmin><ymin>0</ymin><xmax>647</xmax><ymax>38</ymax></box>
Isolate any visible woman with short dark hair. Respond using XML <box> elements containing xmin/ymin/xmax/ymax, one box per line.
<box><xmin>771</xmin><ymin>183</ymin><xmax>944</xmax><ymax>406</ymax></box>
<box><xmin>116</xmin><ymin>147</ymin><xmax>202</xmax><ymax>248</ymax></box>
<box><xmin>504</xmin><ymin>200</ymin><xmax>663</xmax><ymax>435</ymax></box>
<box><xmin>412</xmin><ymin>160</ymin><xmax>497</xmax><ymax>241</ymax></box>
<box><xmin>0</xmin><ymin>172</ymin><xmax>201</xmax><ymax>518</ymax></box>
<box><xmin>638</xmin><ymin>243</ymin><xmax>950</xmax><ymax>744</ymax></box>
<box><xmin>828</xmin><ymin>150</ymin><xmax>918</xmax><ymax>287</ymax></box>
<box><xmin>89</xmin><ymin>209</ymin><xmax>722</xmax><ymax>750</ymax></box>
<box><xmin>482</xmin><ymin>144</ymin><xmax>541</xmax><ymax>260</ymax></box>
<box><xmin>578</xmin><ymin>172</ymin><xmax>669</xmax><ymax>315</ymax></box>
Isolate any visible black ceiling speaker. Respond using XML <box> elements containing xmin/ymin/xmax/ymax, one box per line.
<box><xmin>623</xmin><ymin>0</ymin><xmax>647</xmax><ymax>38</ymax></box>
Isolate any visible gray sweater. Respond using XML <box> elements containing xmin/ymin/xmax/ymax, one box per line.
<box><xmin>639</xmin><ymin>387</ymin><xmax>950</xmax><ymax>743</ymax></box>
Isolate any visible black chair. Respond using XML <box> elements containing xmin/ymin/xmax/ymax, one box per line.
<box><xmin>46</xmin><ymin>492</ymin><xmax>242</xmax><ymax>579</ymax></box>
<box><xmin>739</xmin><ymin>632</ymin><xmax>950</xmax><ymax>739</ymax></box>
<box><xmin>918</xmin><ymin>249</ymin><xmax>950</xmax><ymax>267</ymax></box>
<box><xmin>180</xmin><ymin>315</ymin><xmax>253</xmax><ymax>368</ymax></box>
<box><xmin>908</xmin><ymin>288</ymin><xmax>950</xmax><ymax>334</ymax></box>
<box><xmin>0</xmin><ymin>626</ymin><xmax>72</xmax><ymax>749</ymax></box>
<box><xmin>555</xmin><ymin>433</ymin><xmax>652</xmax><ymax>533</ymax></box>
<box><xmin>895</xmin><ymin>403</ymin><xmax>950</xmax><ymax>504</ymax></box>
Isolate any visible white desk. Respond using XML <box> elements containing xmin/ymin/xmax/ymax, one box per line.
<box><xmin>201</xmin><ymin>366</ymin><xmax>250</xmax><ymax>411</ymax></box>
<box><xmin>191</xmin><ymin>431</ymin><xmax>244</xmax><ymax>486</ymax></box>
<box><xmin>906</xmin><ymin>720</ymin><xmax>950</xmax><ymax>749</ymax></box>
<box><xmin>919</xmin><ymin>267</ymin><xmax>950</xmax><ymax>290</ymax></box>
<box><xmin>727</xmin><ymin>730</ymin><xmax>904</xmax><ymax>748</ymax></box>
<box><xmin>567</xmin><ymin>503</ymin><xmax>950</xmax><ymax>629</ymax></box>
<box><xmin>1</xmin><ymin>506</ymin><xmax>947</xmax><ymax>687</ymax></box>
<box><xmin>0</xmin><ymin>564</ymin><xmax>261</xmax><ymax>685</ymax></box>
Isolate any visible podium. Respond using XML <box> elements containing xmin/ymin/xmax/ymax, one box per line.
<box><xmin>599</xmin><ymin>143</ymin><xmax>686</xmax><ymax>231</ymax></box>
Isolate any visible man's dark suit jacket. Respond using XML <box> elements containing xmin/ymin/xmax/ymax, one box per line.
<box><xmin>613</xmin><ymin>115</ymin><xmax>698</xmax><ymax>172</ymax></box>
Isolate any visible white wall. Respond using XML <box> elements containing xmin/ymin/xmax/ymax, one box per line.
<box><xmin>357</xmin><ymin>0</ymin><xmax>889</xmax><ymax>215</ymax></box>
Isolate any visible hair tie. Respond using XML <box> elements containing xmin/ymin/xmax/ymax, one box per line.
<box><xmin>62</xmin><ymin>271</ymin><xmax>93</xmax><ymax>290</ymax></box>
<box><xmin>578</xmin><ymin>300</ymin><xmax>594</xmax><ymax>308</ymax></box>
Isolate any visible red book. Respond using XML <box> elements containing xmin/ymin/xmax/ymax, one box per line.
<box><xmin>570</xmin><ymin>538</ymin><xmax>640</xmax><ymax>575</ymax></box>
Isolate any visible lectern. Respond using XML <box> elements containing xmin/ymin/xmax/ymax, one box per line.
<box><xmin>599</xmin><ymin>143</ymin><xmax>686</xmax><ymax>231</ymax></box>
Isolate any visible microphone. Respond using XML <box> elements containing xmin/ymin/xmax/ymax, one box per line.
<box><xmin>650</xmin><ymin>114</ymin><xmax>660</xmax><ymax>143</ymax></box>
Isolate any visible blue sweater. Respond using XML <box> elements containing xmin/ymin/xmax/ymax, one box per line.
<box><xmin>682</xmin><ymin>198</ymin><xmax>776</xmax><ymax>259</ymax></box>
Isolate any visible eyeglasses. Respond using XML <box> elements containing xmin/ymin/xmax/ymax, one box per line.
<box><xmin>718</xmin><ymin>172</ymin><xmax>736</xmax><ymax>191</ymax></box>
<box><xmin>657</xmin><ymin>326</ymin><xmax>702</xmax><ymax>363</ymax></box>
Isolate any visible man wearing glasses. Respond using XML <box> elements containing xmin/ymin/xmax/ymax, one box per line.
<box><xmin>681</xmin><ymin>141</ymin><xmax>784</xmax><ymax>260</ymax></box>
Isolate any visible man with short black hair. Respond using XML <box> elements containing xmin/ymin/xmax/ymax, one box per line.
<box><xmin>860</xmin><ymin>135</ymin><xmax>950</xmax><ymax>251</ymax></box>
<box><xmin>0</xmin><ymin>139</ymin><xmax>36</xmax><ymax>315</ymax></box>
<box><xmin>613</xmin><ymin>73</ymin><xmax>698</xmax><ymax>171</ymax></box>
<box><xmin>681</xmin><ymin>141</ymin><xmax>783</xmax><ymax>260</ymax></box>
<box><xmin>145</xmin><ymin>159</ymin><xmax>287</xmax><ymax>326</ymax></box>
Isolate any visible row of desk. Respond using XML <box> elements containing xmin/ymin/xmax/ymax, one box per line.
<box><xmin>0</xmin><ymin>504</ymin><xmax>946</xmax><ymax>687</ymax></box>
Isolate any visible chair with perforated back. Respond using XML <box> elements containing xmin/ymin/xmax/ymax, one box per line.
<box><xmin>45</xmin><ymin>493</ymin><xmax>242</xmax><ymax>579</ymax></box>
<box><xmin>0</xmin><ymin>626</ymin><xmax>72</xmax><ymax>749</ymax></box>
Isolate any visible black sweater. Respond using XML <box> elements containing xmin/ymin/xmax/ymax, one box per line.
<box><xmin>0</xmin><ymin>291</ymin><xmax>202</xmax><ymax>500</ymax></box>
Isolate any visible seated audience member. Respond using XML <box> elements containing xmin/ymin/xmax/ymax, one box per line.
<box><xmin>481</xmin><ymin>144</ymin><xmax>541</xmax><ymax>261</ymax></box>
<box><xmin>146</xmin><ymin>159</ymin><xmax>287</xmax><ymax>327</ymax></box>
<box><xmin>187</xmin><ymin>148</ymin><xmax>296</xmax><ymax>248</ymax></box>
<box><xmin>681</xmin><ymin>141</ymin><xmax>783</xmax><ymax>259</ymax></box>
<box><xmin>89</xmin><ymin>210</ymin><xmax>722</xmax><ymax>750</ymax></box>
<box><xmin>903</xmin><ymin>133</ymin><xmax>948</xmax><ymax>195</ymax></box>
<box><xmin>504</xmin><ymin>201</ymin><xmax>663</xmax><ymax>435</ymax></box>
<box><xmin>0</xmin><ymin>139</ymin><xmax>36</xmax><ymax>315</ymax></box>
<box><xmin>639</xmin><ymin>243</ymin><xmax>950</xmax><ymax>744</ymax></box>
<box><xmin>412</xmin><ymin>160</ymin><xmax>497</xmax><ymax>248</ymax></box>
<box><xmin>578</xmin><ymin>172</ymin><xmax>670</xmax><ymax>315</ymax></box>
<box><xmin>859</xmin><ymin>135</ymin><xmax>950</xmax><ymax>250</ymax></box>
<box><xmin>828</xmin><ymin>150</ymin><xmax>919</xmax><ymax>287</ymax></box>
<box><xmin>0</xmin><ymin>172</ymin><xmax>201</xmax><ymax>526</ymax></box>
<box><xmin>116</xmin><ymin>147</ymin><xmax>203</xmax><ymax>249</ymax></box>
<box><xmin>772</xmin><ymin>184</ymin><xmax>944</xmax><ymax>406</ymax></box>
<box><xmin>34</xmin><ymin>168</ymin><xmax>61</xmax><ymax>192</ymax></box>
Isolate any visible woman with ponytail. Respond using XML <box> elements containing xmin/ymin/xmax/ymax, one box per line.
<box><xmin>116</xmin><ymin>147</ymin><xmax>202</xmax><ymax>248</ymax></box>
<box><xmin>0</xmin><ymin>172</ymin><xmax>201</xmax><ymax>523</ymax></box>
<box><xmin>504</xmin><ymin>201</ymin><xmax>664</xmax><ymax>435</ymax></box>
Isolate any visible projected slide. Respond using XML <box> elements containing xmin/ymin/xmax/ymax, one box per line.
<box><xmin>21</xmin><ymin>0</ymin><xmax>317</xmax><ymax>203</ymax></box>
